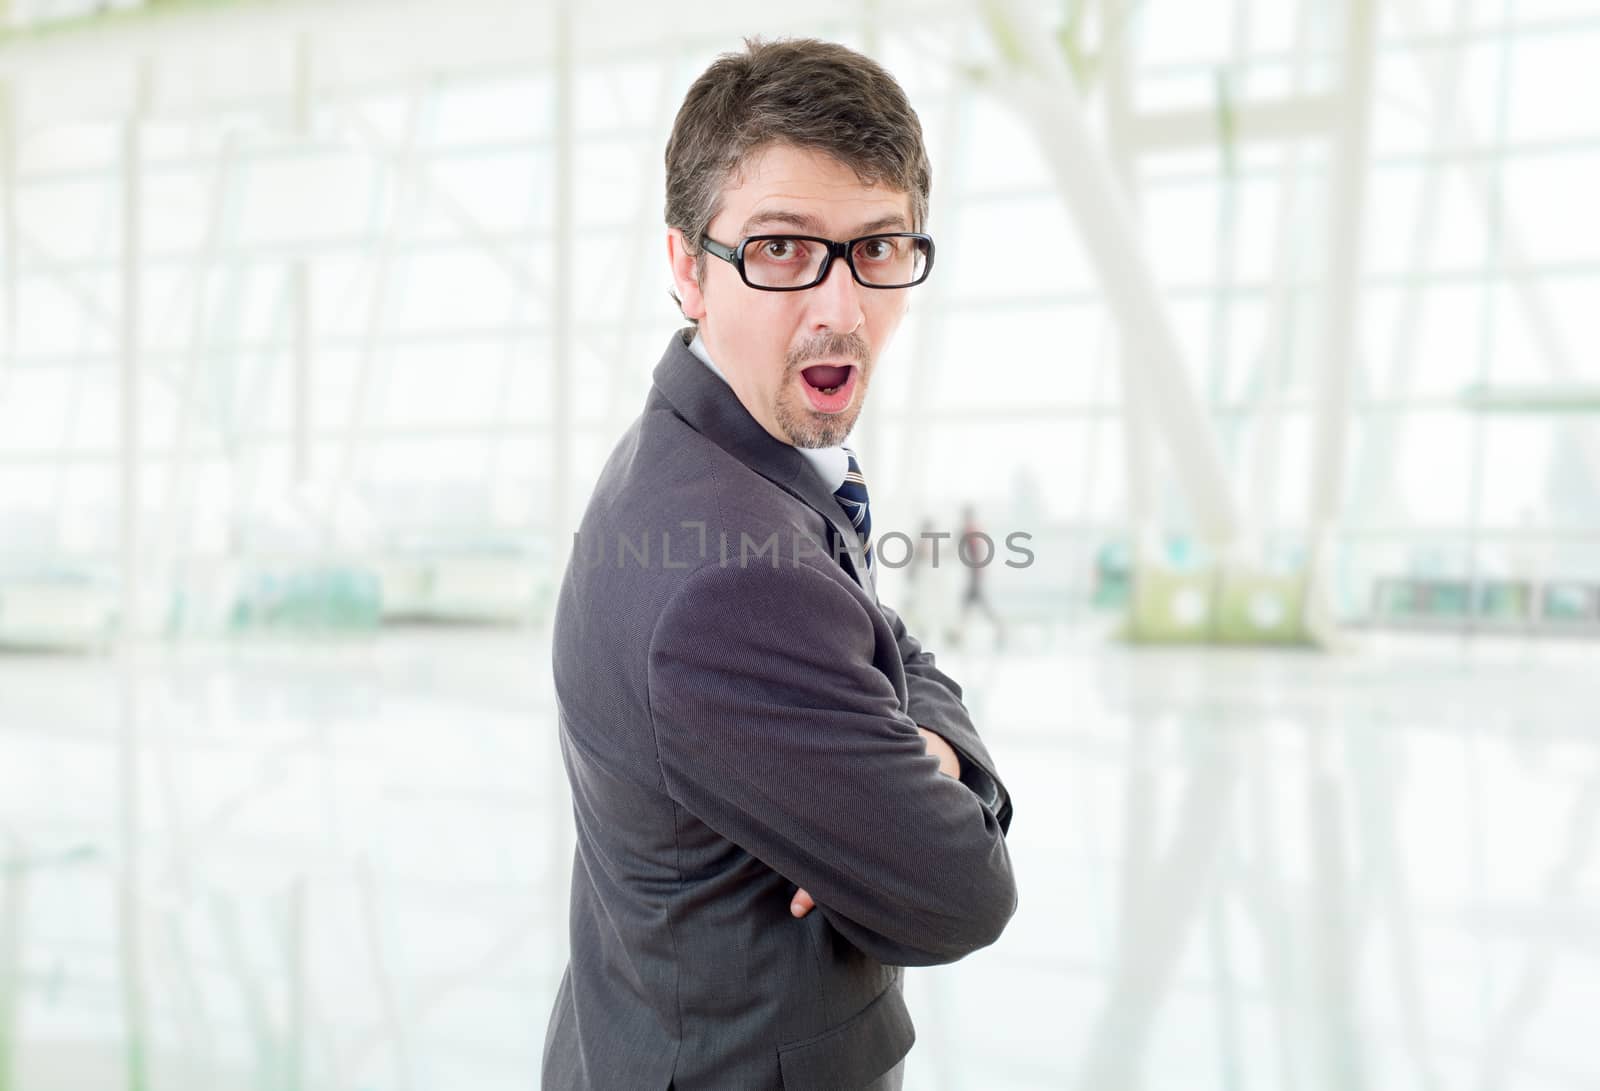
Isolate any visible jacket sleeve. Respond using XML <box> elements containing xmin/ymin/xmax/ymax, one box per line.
<box><xmin>647</xmin><ymin>559</ymin><xmax>1018</xmax><ymax>967</ymax></box>
<box><xmin>876</xmin><ymin>601</ymin><xmax>1013</xmax><ymax>834</ymax></box>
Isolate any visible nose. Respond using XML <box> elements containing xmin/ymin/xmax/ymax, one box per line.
<box><xmin>805</xmin><ymin>248</ymin><xmax>866</xmax><ymax>337</ymax></box>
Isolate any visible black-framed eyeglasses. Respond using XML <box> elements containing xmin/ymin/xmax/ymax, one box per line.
<box><xmin>700</xmin><ymin>232</ymin><xmax>935</xmax><ymax>291</ymax></box>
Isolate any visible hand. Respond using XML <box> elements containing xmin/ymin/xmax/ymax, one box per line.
<box><xmin>790</xmin><ymin>726</ymin><xmax>962</xmax><ymax>919</ymax></box>
<box><xmin>916</xmin><ymin>726</ymin><xmax>962</xmax><ymax>779</ymax></box>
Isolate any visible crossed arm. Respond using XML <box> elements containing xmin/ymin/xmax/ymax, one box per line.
<box><xmin>790</xmin><ymin>725</ymin><xmax>962</xmax><ymax>918</ymax></box>
<box><xmin>648</xmin><ymin>557</ymin><xmax>1014</xmax><ymax>963</ymax></box>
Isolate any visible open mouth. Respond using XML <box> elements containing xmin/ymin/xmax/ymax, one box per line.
<box><xmin>802</xmin><ymin>363</ymin><xmax>852</xmax><ymax>395</ymax></box>
<box><xmin>798</xmin><ymin>363</ymin><xmax>858</xmax><ymax>413</ymax></box>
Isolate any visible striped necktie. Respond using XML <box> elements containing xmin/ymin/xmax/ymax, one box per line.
<box><xmin>833</xmin><ymin>447</ymin><xmax>873</xmax><ymax>572</ymax></box>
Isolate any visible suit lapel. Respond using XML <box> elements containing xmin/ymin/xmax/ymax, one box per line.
<box><xmin>650</xmin><ymin>329</ymin><xmax>875</xmax><ymax>596</ymax></box>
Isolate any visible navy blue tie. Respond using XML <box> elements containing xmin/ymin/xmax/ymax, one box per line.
<box><xmin>833</xmin><ymin>447</ymin><xmax>873</xmax><ymax>571</ymax></box>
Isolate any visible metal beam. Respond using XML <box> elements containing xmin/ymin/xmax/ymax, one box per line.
<box><xmin>1461</xmin><ymin>385</ymin><xmax>1600</xmax><ymax>413</ymax></box>
<box><xmin>1127</xmin><ymin>94</ymin><xmax>1342</xmax><ymax>153</ymax></box>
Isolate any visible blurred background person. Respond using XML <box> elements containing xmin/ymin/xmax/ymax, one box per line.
<box><xmin>953</xmin><ymin>500</ymin><xmax>1007</xmax><ymax>650</ymax></box>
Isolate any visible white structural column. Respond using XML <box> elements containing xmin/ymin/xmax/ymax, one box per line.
<box><xmin>118</xmin><ymin>58</ymin><xmax>154</xmax><ymax>1091</ymax></box>
<box><xmin>980</xmin><ymin>0</ymin><xmax>1242</xmax><ymax>548</ymax></box>
<box><xmin>0</xmin><ymin>836</ymin><xmax>21</xmax><ymax>1091</ymax></box>
<box><xmin>0</xmin><ymin>77</ymin><xmax>14</xmax><ymax>381</ymax></box>
<box><xmin>546</xmin><ymin>0</ymin><xmax>577</xmax><ymax>989</ymax></box>
<box><xmin>291</xmin><ymin>34</ymin><xmax>313</xmax><ymax>488</ymax></box>
<box><xmin>120</xmin><ymin>63</ymin><xmax>151</xmax><ymax>641</ymax></box>
<box><xmin>1098</xmin><ymin>0</ymin><xmax>1160</xmax><ymax>565</ymax></box>
<box><xmin>1305</xmin><ymin>0</ymin><xmax>1378</xmax><ymax>617</ymax></box>
<box><xmin>549</xmin><ymin>2</ymin><xmax>574</xmax><ymax>598</ymax></box>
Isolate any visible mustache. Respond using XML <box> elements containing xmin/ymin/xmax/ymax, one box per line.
<box><xmin>786</xmin><ymin>331</ymin><xmax>871</xmax><ymax>371</ymax></box>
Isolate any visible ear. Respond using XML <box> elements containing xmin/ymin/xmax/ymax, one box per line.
<box><xmin>666</xmin><ymin>228</ymin><xmax>707</xmax><ymax>322</ymax></box>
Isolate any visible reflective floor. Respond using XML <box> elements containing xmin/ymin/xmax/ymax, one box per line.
<box><xmin>2</xmin><ymin>624</ymin><xmax>1598</xmax><ymax>1090</ymax></box>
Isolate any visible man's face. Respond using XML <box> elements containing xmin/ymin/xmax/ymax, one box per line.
<box><xmin>668</xmin><ymin>143</ymin><xmax>916</xmax><ymax>449</ymax></box>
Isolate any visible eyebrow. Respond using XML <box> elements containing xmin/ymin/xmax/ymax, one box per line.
<box><xmin>738</xmin><ymin>208</ymin><xmax>911</xmax><ymax>237</ymax></box>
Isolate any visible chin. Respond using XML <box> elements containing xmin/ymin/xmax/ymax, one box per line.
<box><xmin>778</xmin><ymin>374</ymin><xmax>869</xmax><ymax>448</ymax></box>
<box><xmin>791</xmin><ymin>410</ymin><xmax>858</xmax><ymax>448</ymax></box>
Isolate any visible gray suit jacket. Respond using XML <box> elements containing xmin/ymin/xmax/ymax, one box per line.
<box><xmin>542</xmin><ymin>329</ymin><xmax>1017</xmax><ymax>1090</ymax></box>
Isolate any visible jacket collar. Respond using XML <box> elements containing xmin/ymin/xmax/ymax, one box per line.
<box><xmin>650</xmin><ymin>328</ymin><xmax>874</xmax><ymax>596</ymax></box>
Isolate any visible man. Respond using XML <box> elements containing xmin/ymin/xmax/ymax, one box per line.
<box><xmin>543</xmin><ymin>38</ymin><xmax>1017</xmax><ymax>1091</ymax></box>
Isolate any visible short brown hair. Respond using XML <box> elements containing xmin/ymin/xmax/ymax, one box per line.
<box><xmin>664</xmin><ymin>37</ymin><xmax>932</xmax><ymax>321</ymax></box>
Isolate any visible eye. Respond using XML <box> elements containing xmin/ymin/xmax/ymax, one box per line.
<box><xmin>762</xmin><ymin>238</ymin><xmax>803</xmax><ymax>261</ymax></box>
<box><xmin>857</xmin><ymin>238</ymin><xmax>894</xmax><ymax>261</ymax></box>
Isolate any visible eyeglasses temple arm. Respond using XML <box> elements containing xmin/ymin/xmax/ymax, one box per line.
<box><xmin>699</xmin><ymin>236</ymin><xmax>738</xmax><ymax>264</ymax></box>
